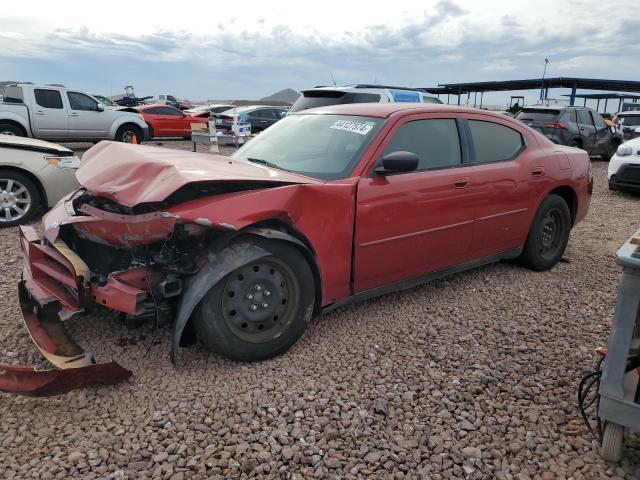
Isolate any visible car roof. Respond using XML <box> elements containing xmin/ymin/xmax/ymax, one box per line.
<box><xmin>221</xmin><ymin>105</ymin><xmax>284</xmax><ymax>113</ymax></box>
<box><xmin>289</xmin><ymin>102</ymin><xmax>511</xmax><ymax>119</ymax></box>
<box><xmin>304</xmin><ymin>84</ymin><xmax>426</xmax><ymax>93</ymax></box>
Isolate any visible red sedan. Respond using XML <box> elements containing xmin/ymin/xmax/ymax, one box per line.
<box><xmin>136</xmin><ymin>104</ymin><xmax>208</xmax><ymax>138</ymax></box>
<box><xmin>3</xmin><ymin>103</ymin><xmax>591</xmax><ymax>395</ymax></box>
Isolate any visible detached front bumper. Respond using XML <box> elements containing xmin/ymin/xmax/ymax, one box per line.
<box><xmin>0</xmin><ymin>226</ymin><xmax>134</xmax><ymax>396</ymax></box>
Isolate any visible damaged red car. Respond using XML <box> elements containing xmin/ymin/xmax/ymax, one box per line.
<box><xmin>1</xmin><ymin>103</ymin><xmax>592</xmax><ymax>395</ymax></box>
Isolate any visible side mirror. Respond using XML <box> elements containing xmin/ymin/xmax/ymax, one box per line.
<box><xmin>375</xmin><ymin>151</ymin><xmax>419</xmax><ymax>175</ymax></box>
<box><xmin>96</xmin><ymin>103</ymin><xmax>105</xmax><ymax>112</ymax></box>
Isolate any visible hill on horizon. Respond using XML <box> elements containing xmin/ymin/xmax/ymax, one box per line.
<box><xmin>260</xmin><ymin>88</ymin><xmax>300</xmax><ymax>104</ymax></box>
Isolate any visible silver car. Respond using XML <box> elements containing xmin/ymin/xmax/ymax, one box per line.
<box><xmin>0</xmin><ymin>134</ymin><xmax>80</xmax><ymax>227</ymax></box>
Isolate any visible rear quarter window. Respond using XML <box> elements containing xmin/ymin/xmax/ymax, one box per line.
<box><xmin>468</xmin><ymin>120</ymin><xmax>525</xmax><ymax>163</ymax></box>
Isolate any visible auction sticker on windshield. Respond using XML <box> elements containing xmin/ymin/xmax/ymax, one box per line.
<box><xmin>330</xmin><ymin>120</ymin><xmax>375</xmax><ymax>135</ymax></box>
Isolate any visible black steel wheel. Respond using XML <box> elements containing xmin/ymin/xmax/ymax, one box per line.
<box><xmin>518</xmin><ymin>194</ymin><xmax>571</xmax><ymax>271</ymax></box>
<box><xmin>221</xmin><ymin>258</ymin><xmax>298</xmax><ymax>344</ymax></box>
<box><xmin>193</xmin><ymin>239</ymin><xmax>315</xmax><ymax>361</ymax></box>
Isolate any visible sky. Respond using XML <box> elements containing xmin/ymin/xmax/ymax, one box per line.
<box><xmin>1</xmin><ymin>0</ymin><xmax>639</xmax><ymax>108</ymax></box>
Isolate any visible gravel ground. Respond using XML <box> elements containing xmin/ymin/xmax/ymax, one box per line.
<box><xmin>1</xmin><ymin>143</ymin><xmax>640</xmax><ymax>479</ymax></box>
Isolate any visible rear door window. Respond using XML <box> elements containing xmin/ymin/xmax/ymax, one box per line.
<box><xmin>382</xmin><ymin>119</ymin><xmax>462</xmax><ymax>171</ymax></box>
<box><xmin>468</xmin><ymin>120</ymin><xmax>524</xmax><ymax>163</ymax></box>
<box><xmin>34</xmin><ymin>89</ymin><xmax>63</xmax><ymax>109</ymax></box>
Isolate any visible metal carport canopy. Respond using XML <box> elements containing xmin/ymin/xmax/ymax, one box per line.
<box><xmin>430</xmin><ymin>77</ymin><xmax>640</xmax><ymax>95</ymax></box>
<box><xmin>420</xmin><ymin>77</ymin><xmax>640</xmax><ymax>107</ymax></box>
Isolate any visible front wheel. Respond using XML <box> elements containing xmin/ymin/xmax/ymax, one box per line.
<box><xmin>0</xmin><ymin>170</ymin><xmax>41</xmax><ymax>227</ymax></box>
<box><xmin>115</xmin><ymin>124</ymin><xmax>143</xmax><ymax>143</ymax></box>
<box><xmin>518</xmin><ymin>194</ymin><xmax>571</xmax><ymax>271</ymax></box>
<box><xmin>192</xmin><ymin>239</ymin><xmax>315</xmax><ymax>361</ymax></box>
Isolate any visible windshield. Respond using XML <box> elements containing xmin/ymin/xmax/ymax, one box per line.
<box><xmin>231</xmin><ymin>114</ymin><xmax>383</xmax><ymax>180</ymax></box>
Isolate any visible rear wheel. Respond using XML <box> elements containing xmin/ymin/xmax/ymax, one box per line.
<box><xmin>518</xmin><ymin>194</ymin><xmax>571</xmax><ymax>271</ymax></box>
<box><xmin>192</xmin><ymin>240</ymin><xmax>315</xmax><ymax>361</ymax></box>
<box><xmin>0</xmin><ymin>170</ymin><xmax>40</xmax><ymax>227</ymax></box>
<box><xmin>0</xmin><ymin>123</ymin><xmax>26</xmax><ymax>137</ymax></box>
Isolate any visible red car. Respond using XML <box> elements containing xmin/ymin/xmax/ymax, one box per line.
<box><xmin>136</xmin><ymin>104</ymin><xmax>208</xmax><ymax>139</ymax></box>
<box><xmin>2</xmin><ymin>103</ymin><xmax>591</xmax><ymax>395</ymax></box>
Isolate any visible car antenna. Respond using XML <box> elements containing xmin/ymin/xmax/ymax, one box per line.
<box><xmin>330</xmin><ymin>71</ymin><xmax>337</xmax><ymax>86</ymax></box>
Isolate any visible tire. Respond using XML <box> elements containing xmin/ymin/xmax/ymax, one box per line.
<box><xmin>600</xmin><ymin>422</ymin><xmax>624</xmax><ymax>462</ymax></box>
<box><xmin>192</xmin><ymin>239</ymin><xmax>315</xmax><ymax>361</ymax></box>
<box><xmin>518</xmin><ymin>194</ymin><xmax>571</xmax><ymax>271</ymax></box>
<box><xmin>0</xmin><ymin>122</ymin><xmax>26</xmax><ymax>137</ymax></box>
<box><xmin>0</xmin><ymin>170</ymin><xmax>41</xmax><ymax>227</ymax></box>
<box><xmin>115</xmin><ymin>124</ymin><xmax>143</xmax><ymax>143</ymax></box>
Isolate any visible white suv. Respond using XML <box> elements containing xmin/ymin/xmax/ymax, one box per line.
<box><xmin>289</xmin><ymin>84</ymin><xmax>442</xmax><ymax>112</ymax></box>
<box><xmin>608</xmin><ymin>137</ymin><xmax>640</xmax><ymax>193</ymax></box>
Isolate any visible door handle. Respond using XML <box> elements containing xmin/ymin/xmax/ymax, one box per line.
<box><xmin>531</xmin><ymin>167</ymin><xmax>545</xmax><ymax>177</ymax></box>
<box><xmin>68</xmin><ymin>112</ymin><xmax>79</xmax><ymax>117</ymax></box>
<box><xmin>454</xmin><ymin>177</ymin><xmax>470</xmax><ymax>188</ymax></box>
<box><xmin>260</xmin><ymin>120</ymin><xmax>268</xmax><ymax>123</ymax></box>
<box><xmin>33</xmin><ymin>110</ymin><xmax>44</xmax><ymax>115</ymax></box>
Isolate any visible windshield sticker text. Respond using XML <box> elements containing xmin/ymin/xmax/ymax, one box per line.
<box><xmin>330</xmin><ymin>120</ymin><xmax>374</xmax><ymax>135</ymax></box>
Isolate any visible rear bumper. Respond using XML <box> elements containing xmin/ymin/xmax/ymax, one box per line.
<box><xmin>0</xmin><ymin>226</ymin><xmax>138</xmax><ymax>396</ymax></box>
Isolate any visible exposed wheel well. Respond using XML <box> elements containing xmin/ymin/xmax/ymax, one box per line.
<box><xmin>548</xmin><ymin>186</ymin><xmax>577</xmax><ymax>226</ymax></box>
<box><xmin>0</xmin><ymin>165</ymin><xmax>47</xmax><ymax>207</ymax></box>
<box><xmin>0</xmin><ymin>120</ymin><xmax>27</xmax><ymax>136</ymax></box>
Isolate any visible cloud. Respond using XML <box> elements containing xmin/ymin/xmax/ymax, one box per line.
<box><xmin>2</xmin><ymin>0</ymin><xmax>640</xmax><ymax>101</ymax></box>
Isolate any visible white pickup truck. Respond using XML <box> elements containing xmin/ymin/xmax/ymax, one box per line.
<box><xmin>0</xmin><ymin>84</ymin><xmax>150</xmax><ymax>142</ymax></box>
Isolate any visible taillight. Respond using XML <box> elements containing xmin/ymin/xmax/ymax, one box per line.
<box><xmin>543</xmin><ymin>121</ymin><xmax>567</xmax><ymax>130</ymax></box>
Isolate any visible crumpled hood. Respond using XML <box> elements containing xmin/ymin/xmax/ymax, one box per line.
<box><xmin>76</xmin><ymin>141</ymin><xmax>320</xmax><ymax>207</ymax></box>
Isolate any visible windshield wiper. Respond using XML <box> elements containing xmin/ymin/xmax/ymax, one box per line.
<box><xmin>246</xmin><ymin>157</ymin><xmax>290</xmax><ymax>172</ymax></box>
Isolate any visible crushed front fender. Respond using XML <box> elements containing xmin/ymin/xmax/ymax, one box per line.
<box><xmin>0</xmin><ymin>282</ymin><xmax>132</xmax><ymax>397</ymax></box>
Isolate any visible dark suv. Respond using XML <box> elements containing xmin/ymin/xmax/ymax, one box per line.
<box><xmin>515</xmin><ymin>106</ymin><xmax>622</xmax><ymax>159</ymax></box>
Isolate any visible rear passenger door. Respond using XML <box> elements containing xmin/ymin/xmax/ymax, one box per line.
<box><xmin>463</xmin><ymin>117</ymin><xmax>536</xmax><ymax>259</ymax></box>
<box><xmin>577</xmin><ymin>109</ymin><xmax>596</xmax><ymax>153</ymax></box>
<box><xmin>30</xmin><ymin>88</ymin><xmax>68</xmax><ymax>139</ymax></box>
<box><xmin>354</xmin><ymin>114</ymin><xmax>478</xmax><ymax>291</ymax></box>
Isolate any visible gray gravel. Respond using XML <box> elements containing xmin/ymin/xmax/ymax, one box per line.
<box><xmin>1</xmin><ymin>143</ymin><xmax>640</xmax><ymax>479</ymax></box>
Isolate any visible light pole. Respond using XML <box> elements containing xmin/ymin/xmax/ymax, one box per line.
<box><xmin>539</xmin><ymin>58</ymin><xmax>549</xmax><ymax>103</ymax></box>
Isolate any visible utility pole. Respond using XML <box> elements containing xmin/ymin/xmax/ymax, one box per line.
<box><xmin>540</xmin><ymin>58</ymin><xmax>549</xmax><ymax>103</ymax></box>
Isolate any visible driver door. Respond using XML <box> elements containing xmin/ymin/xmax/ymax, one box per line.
<box><xmin>67</xmin><ymin>91</ymin><xmax>108</xmax><ymax>139</ymax></box>
<box><xmin>354</xmin><ymin>114</ymin><xmax>477</xmax><ymax>292</ymax></box>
